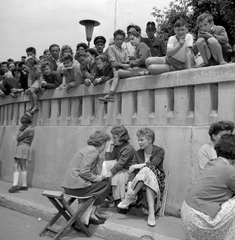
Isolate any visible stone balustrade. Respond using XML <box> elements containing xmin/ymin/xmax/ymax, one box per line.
<box><xmin>1</xmin><ymin>64</ymin><xmax>235</xmax><ymax>216</ymax></box>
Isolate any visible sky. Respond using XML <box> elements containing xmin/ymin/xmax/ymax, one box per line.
<box><xmin>0</xmin><ymin>0</ymin><xmax>171</xmax><ymax>62</ymax></box>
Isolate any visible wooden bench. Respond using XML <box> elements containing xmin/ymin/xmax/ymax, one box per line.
<box><xmin>39</xmin><ymin>190</ymin><xmax>97</xmax><ymax>239</ymax></box>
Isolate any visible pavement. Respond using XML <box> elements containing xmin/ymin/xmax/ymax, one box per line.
<box><xmin>0</xmin><ymin>179</ymin><xmax>186</xmax><ymax>240</ymax></box>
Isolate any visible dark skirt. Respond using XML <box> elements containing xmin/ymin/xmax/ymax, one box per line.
<box><xmin>64</xmin><ymin>179</ymin><xmax>111</xmax><ymax>206</ymax></box>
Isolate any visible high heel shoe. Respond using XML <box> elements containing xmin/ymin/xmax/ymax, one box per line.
<box><xmin>147</xmin><ymin>215</ymin><xmax>156</xmax><ymax>227</ymax></box>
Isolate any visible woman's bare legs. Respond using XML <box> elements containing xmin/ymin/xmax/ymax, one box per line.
<box><xmin>146</xmin><ymin>187</ymin><xmax>156</xmax><ymax>226</ymax></box>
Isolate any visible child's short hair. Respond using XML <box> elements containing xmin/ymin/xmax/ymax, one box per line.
<box><xmin>87</xmin><ymin>131</ymin><xmax>110</xmax><ymax>147</ymax></box>
<box><xmin>26</xmin><ymin>47</ymin><xmax>36</xmax><ymax>55</ymax></box>
<box><xmin>43</xmin><ymin>49</ymin><xmax>50</xmax><ymax>55</ymax></box>
<box><xmin>127</xmin><ymin>25</ymin><xmax>141</xmax><ymax>33</ymax></box>
<box><xmin>111</xmin><ymin>125</ymin><xmax>130</xmax><ymax>143</ymax></box>
<box><xmin>60</xmin><ymin>45</ymin><xmax>74</xmax><ymax>59</ymax></box>
<box><xmin>1</xmin><ymin>61</ymin><xmax>8</xmax><ymax>66</ymax></box>
<box><xmin>129</xmin><ymin>31</ymin><xmax>141</xmax><ymax>38</ymax></box>
<box><xmin>20</xmin><ymin>114</ymin><xmax>32</xmax><ymax>124</ymax></box>
<box><xmin>197</xmin><ymin>12</ymin><xmax>213</xmax><ymax>24</ymax></box>
<box><xmin>174</xmin><ymin>19</ymin><xmax>188</xmax><ymax>28</ymax></box>
<box><xmin>113</xmin><ymin>29</ymin><xmax>126</xmax><ymax>38</ymax></box>
<box><xmin>96</xmin><ymin>54</ymin><xmax>109</xmax><ymax>63</ymax></box>
<box><xmin>49</xmin><ymin>44</ymin><xmax>60</xmax><ymax>52</ymax></box>
<box><xmin>40</xmin><ymin>61</ymin><xmax>53</xmax><ymax>72</ymax></box>
<box><xmin>86</xmin><ymin>48</ymin><xmax>98</xmax><ymax>58</ymax></box>
<box><xmin>61</xmin><ymin>54</ymin><xmax>73</xmax><ymax>62</ymax></box>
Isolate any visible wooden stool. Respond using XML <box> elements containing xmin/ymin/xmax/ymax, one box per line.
<box><xmin>39</xmin><ymin>190</ymin><xmax>97</xmax><ymax>239</ymax></box>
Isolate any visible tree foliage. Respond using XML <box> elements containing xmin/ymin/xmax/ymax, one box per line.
<box><xmin>152</xmin><ymin>0</ymin><xmax>235</xmax><ymax>44</ymax></box>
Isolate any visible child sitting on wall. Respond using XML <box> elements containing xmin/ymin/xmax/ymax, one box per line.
<box><xmin>26</xmin><ymin>61</ymin><xmax>61</xmax><ymax>114</ymax></box>
<box><xmin>93</xmin><ymin>54</ymin><xmax>114</xmax><ymax>86</ymax></box>
<box><xmin>196</xmin><ymin>12</ymin><xmax>232</xmax><ymax>67</ymax></box>
<box><xmin>99</xmin><ymin>31</ymin><xmax>151</xmax><ymax>102</ymax></box>
<box><xmin>145</xmin><ymin>19</ymin><xmax>195</xmax><ymax>75</ymax></box>
<box><xmin>75</xmin><ymin>52</ymin><xmax>97</xmax><ymax>87</ymax></box>
<box><xmin>61</xmin><ymin>54</ymin><xmax>83</xmax><ymax>92</ymax></box>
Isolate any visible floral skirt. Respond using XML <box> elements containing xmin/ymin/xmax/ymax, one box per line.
<box><xmin>131</xmin><ymin>166</ymin><xmax>165</xmax><ymax>214</ymax></box>
<box><xmin>181</xmin><ymin>198</ymin><xmax>235</xmax><ymax>240</ymax></box>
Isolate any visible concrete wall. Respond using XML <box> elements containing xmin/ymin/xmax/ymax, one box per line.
<box><xmin>1</xmin><ymin>64</ymin><xmax>235</xmax><ymax>216</ymax></box>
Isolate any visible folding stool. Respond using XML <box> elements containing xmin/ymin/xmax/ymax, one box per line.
<box><xmin>39</xmin><ymin>190</ymin><xmax>97</xmax><ymax>239</ymax></box>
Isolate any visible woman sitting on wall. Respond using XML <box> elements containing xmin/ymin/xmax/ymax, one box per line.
<box><xmin>181</xmin><ymin>134</ymin><xmax>235</xmax><ymax>240</ymax></box>
<box><xmin>118</xmin><ymin>128</ymin><xmax>165</xmax><ymax>227</ymax></box>
<box><xmin>61</xmin><ymin>131</ymin><xmax>111</xmax><ymax>225</ymax></box>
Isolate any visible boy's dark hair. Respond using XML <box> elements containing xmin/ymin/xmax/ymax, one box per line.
<box><xmin>1</xmin><ymin>61</ymin><xmax>9</xmax><ymax>66</ymax></box>
<box><xmin>7</xmin><ymin>58</ymin><xmax>14</xmax><ymax>62</ymax></box>
<box><xmin>197</xmin><ymin>12</ymin><xmax>213</xmax><ymax>25</ymax></box>
<box><xmin>20</xmin><ymin>114</ymin><xmax>32</xmax><ymax>124</ymax></box>
<box><xmin>43</xmin><ymin>49</ymin><xmax>50</xmax><ymax>55</ymax></box>
<box><xmin>40</xmin><ymin>61</ymin><xmax>53</xmax><ymax>72</ymax></box>
<box><xmin>174</xmin><ymin>19</ymin><xmax>188</xmax><ymax>28</ymax></box>
<box><xmin>129</xmin><ymin>31</ymin><xmax>141</xmax><ymax>38</ymax></box>
<box><xmin>61</xmin><ymin>54</ymin><xmax>73</xmax><ymax>62</ymax></box>
<box><xmin>86</xmin><ymin>48</ymin><xmax>98</xmax><ymax>57</ymax></box>
<box><xmin>96</xmin><ymin>54</ymin><xmax>109</xmax><ymax>63</ymax></box>
<box><xmin>12</xmin><ymin>67</ymin><xmax>23</xmax><ymax>77</ymax></box>
<box><xmin>18</xmin><ymin>61</ymin><xmax>25</xmax><ymax>68</ymax></box>
<box><xmin>76</xmin><ymin>42</ymin><xmax>88</xmax><ymax>51</ymax></box>
<box><xmin>127</xmin><ymin>24</ymin><xmax>141</xmax><ymax>33</ymax></box>
<box><xmin>49</xmin><ymin>44</ymin><xmax>60</xmax><ymax>52</ymax></box>
<box><xmin>113</xmin><ymin>29</ymin><xmax>126</xmax><ymax>38</ymax></box>
<box><xmin>26</xmin><ymin>47</ymin><xmax>36</xmax><ymax>55</ymax></box>
<box><xmin>209</xmin><ymin>121</ymin><xmax>234</xmax><ymax>141</ymax></box>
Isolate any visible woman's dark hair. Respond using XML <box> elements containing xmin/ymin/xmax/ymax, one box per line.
<box><xmin>40</xmin><ymin>61</ymin><xmax>53</xmax><ymax>72</ymax></box>
<box><xmin>87</xmin><ymin>131</ymin><xmax>110</xmax><ymax>147</ymax></box>
<box><xmin>111</xmin><ymin>125</ymin><xmax>130</xmax><ymax>143</ymax></box>
<box><xmin>129</xmin><ymin>31</ymin><xmax>141</xmax><ymax>38</ymax></box>
<box><xmin>20</xmin><ymin>114</ymin><xmax>32</xmax><ymax>124</ymax></box>
<box><xmin>61</xmin><ymin>54</ymin><xmax>73</xmax><ymax>62</ymax></box>
<box><xmin>209</xmin><ymin>121</ymin><xmax>234</xmax><ymax>141</ymax></box>
<box><xmin>215</xmin><ymin>134</ymin><xmax>235</xmax><ymax>160</ymax></box>
<box><xmin>86</xmin><ymin>48</ymin><xmax>98</xmax><ymax>58</ymax></box>
<box><xmin>12</xmin><ymin>67</ymin><xmax>23</xmax><ymax>77</ymax></box>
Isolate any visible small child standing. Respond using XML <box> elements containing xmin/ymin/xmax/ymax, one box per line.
<box><xmin>9</xmin><ymin>114</ymin><xmax>35</xmax><ymax>193</ymax></box>
<box><xmin>145</xmin><ymin>19</ymin><xmax>195</xmax><ymax>75</ymax></box>
<box><xmin>93</xmin><ymin>54</ymin><xmax>114</xmax><ymax>85</ymax></box>
<box><xmin>99</xmin><ymin>31</ymin><xmax>151</xmax><ymax>102</ymax></box>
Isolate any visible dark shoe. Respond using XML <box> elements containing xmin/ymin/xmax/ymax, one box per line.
<box><xmin>95</xmin><ymin>214</ymin><xmax>106</xmax><ymax>221</ymax></box>
<box><xmin>8</xmin><ymin>185</ymin><xmax>19</xmax><ymax>193</ymax></box>
<box><xmin>30</xmin><ymin>106</ymin><xmax>39</xmax><ymax>114</ymax></box>
<box><xmin>18</xmin><ymin>186</ymin><xmax>28</xmax><ymax>191</ymax></box>
<box><xmin>99</xmin><ymin>94</ymin><xmax>115</xmax><ymax>102</ymax></box>
<box><xmin>89</xmin><ymin>217</ymin><xmax>105</xmax><ymax>225</ymax></box>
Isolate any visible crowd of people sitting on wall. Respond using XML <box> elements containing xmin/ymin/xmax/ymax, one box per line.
<box><xmin>1</xmin><ymin>12</ymin><xmax>234</xmax><ymax>111</ymax></box>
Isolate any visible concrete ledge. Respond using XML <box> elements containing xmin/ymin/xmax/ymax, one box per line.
<box><xmin>0</xmin><ymin>186</ymin><xmax>185</xmax><ymax>240</ymax></box>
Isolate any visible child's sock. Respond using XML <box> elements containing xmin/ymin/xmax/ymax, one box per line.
<box><xmin>21</xmin><ymin>171</ymin><xmax>27</xmax><ymax>187</ymax></box>
<box><xmin>13</xmin><ymin>172</ymin><xmax>19</xmax><ymax>186</ymax></box>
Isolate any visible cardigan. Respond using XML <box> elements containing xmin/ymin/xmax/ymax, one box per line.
<box><xmin>61</xmin><ymin>145</ymin><xmax>103</xmax><ymax>189</ymax></box>
<box><xmin>105</xmin><ymin>141</ymin><xmax>135</xmax><ymax>176</ymax></box>
<box><xmin>128</xmin><ymin>145</ymin><xmax>165</xmax><ymax>182</ymax></box>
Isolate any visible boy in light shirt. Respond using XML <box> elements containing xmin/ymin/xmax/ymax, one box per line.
<box><xmin>145</xmin><ymin>19</ymin><xmax>195</xmax><ymax>75</ymax></box>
